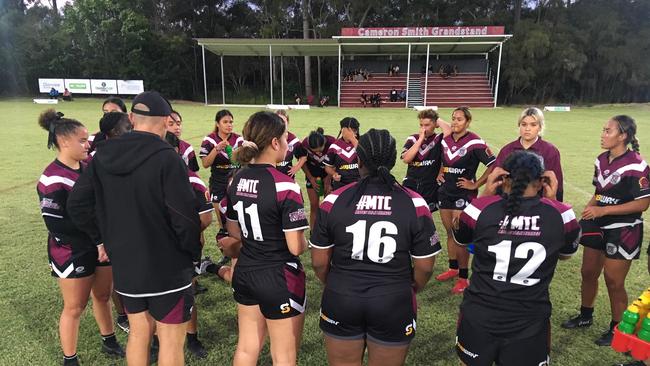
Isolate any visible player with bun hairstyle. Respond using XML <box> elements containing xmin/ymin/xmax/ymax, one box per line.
<box><xmin>296</xmin><ymin>127</ymin><xmax>336</xmax><ymax>229</ymax></box>
<box><xmin>226</xmin><ymin>111</ymin><xmax>309</xmax><ymax>366</ymax></box>
<box><xmin>453</xmin><ymin>150</ymin><xmax>579</xmax><ymax>366</ymax></box>
<box><xmin>275</xmin><ymin>110</ymin><xmax>308</xmax><ymax>177</ymax></box>
<box><xmin>324</xmin><ymin>117</ymin><xmax>361</xmax><ymax>191</ymax></box>
<box><xmin>494</xmin><ymin>107</ymin><xmax>564</xmax><ymax>201</ymax></box>
<box><xmin>436</xmin><ymin>107</ymin><xmax>496</xmax><ymax>294</ymax></box>
<box><xmin>311</xmin><ymin>128</ymin><xmax>441</xmax><ymax>366</ymax></box>
<box><xmin>562</xmin><ymin>115</ymin><xmax>650</xmax><ymax>347</ymax></box>
<box><xmin>37</xmin><ymin>109</ymin><xmax>124</xmax><ymax>366</ymax></box>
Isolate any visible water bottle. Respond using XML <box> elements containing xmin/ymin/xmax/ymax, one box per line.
<box><xmin>316</xmin><ymin>178</ymin><xmax>325</xmax><ymax>197</ymax></box>
<box><xmin>619</xmin><ymin>305</ymin><xmax>640</xmax><ymax>334</ymax></box>
<box><xmin>225</xmin><ymin>145</ymin><xmax>233</xmax><ymax>160</ymax></box>
<box><xmin>637</xmin><ymin>315</ymin><xmax>650</xmax><ymax>342</ymax></box>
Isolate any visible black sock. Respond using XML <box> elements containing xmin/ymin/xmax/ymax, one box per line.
<box><xmin>449</xmin><ymin>260</ymin><xmax>459</xmax><ymax>270</ymax></box>
<box><xmin>101</xmin><ymin>333</ymin><xmax>117</xmax><ymax>345</ymax></box>
<box><xmin>459</xmin><ymin>268</ymin><xmax>469</xmax><ymax>279</ymax></box>
<box><xmin>580</xmin><ymin>306</ymin><xmax>594</xmax><ymax>319</ymax></box>
<box><xmin>63</xmin><ymin>353</ymin><xmax>79</xmax><ymax>366</ymax></box>
<box><xmin>187</xmin><ymin>332</ymin><xmax>198</xmax><ymax>343</ymax></box>
<box><xmin>609</xmin><ymin>320</ymin><xmax>619</xmax><ymax>331</ymax></box>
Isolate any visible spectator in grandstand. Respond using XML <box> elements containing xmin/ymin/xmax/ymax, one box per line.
<box><xmin>62</xmin><ymin>88</ymin><xmax>73</xmax><ymax>101</ymax></box>
<box><xmin>37</xmin><ymin>109</ymin><xmax>125</xmax><ymax>366</ymax></box>
<box><xmin>372</xmin><ymin>93</ymin><xmax>382</xmax><ymax>107</ymax></box>
<box><xmin>453</xmin><ymin>64</ymin><xmax>459</xmax><ymax>77</ymax></box>
<box><xmin>393</xmin><ymin>64</ymin><xmax>400</xmax><ymax>76</ymax></box>
<box><xmin>360</xmin><ymin>91</ymin><xmax>369</xmax><ymax>107</ymax></box>
<box><xmin>388</xmin><ymin>64</ymin><xmax>394</xmax><ymax>76</ymax></box>
<box><xmin>68</xmin><ymin>91</ymin><xmax>201</xmax><ymax>366</ymax></box>
<box><xmin>390</xmin><ymin>88</ymin><xmax>398</xmax><ymax>102</ymax></box>
<box><xmin>399</xmin><ymin>89</ymin><xmax>406</xmax><ymax>102</ymax></box>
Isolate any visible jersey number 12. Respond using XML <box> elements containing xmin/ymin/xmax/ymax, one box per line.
<box><xmin>346</xmin><ymin>220</ymin><xmax>397</xmax><ymax>263</ymax></box>
<box><xmin>487</xmin><ymin>240</ymin><xmax>546</xmax><ymax>286</ymax></box>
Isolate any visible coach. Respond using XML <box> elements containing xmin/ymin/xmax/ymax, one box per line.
<box><xmin>68</xmin><ymin>91</ymin><xmax>201</xmax><ymax>366</ymax></box>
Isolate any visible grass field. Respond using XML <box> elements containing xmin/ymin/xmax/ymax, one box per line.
<box><xmin>1</xmin><ymin>98</ymin><xmax>650</xmax><ymax>366</ymax></box>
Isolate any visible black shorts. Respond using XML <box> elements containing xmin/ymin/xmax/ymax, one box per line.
<box><xmin>48</xmin><ymin>238</ymin><xmax>110</xmax><ymax>279</ymax></box>
<box><xmin>456</xmin><ymin>314</ymin><xmax>550</xmax><ymax>366</ymax></box>
<box><xmin>210</xmin><ymin>184</ymin><xmax>227</xmax><ymax>203</ymax></box>
<box><xmin>438</xmin><ymin>190</ymin><xmax>475</xmax><ymax>210</ymax></box>
<box><xmin>121</xmin><ymin>286</ymin><xmax>194</xmax><ymax>324</ymax></box>
<box><xmin>305</xmin><ymin>174</ymin><xmax>327</xmax><ymax>190</ymax></box>
<box><xmin>580</xmin><ymin>219</ymin><xmax>643</xmax><ymax>260</ymax></box>
<box><xmin>319</xmin><ymin>286</ymin><xmax>417</xmax><ymax>346</ymax></box>
<box><xmin>403</xmin><ymin>178</ymin><xmax>439</xmax><ymax>212</ymax></box>
<box><xmin>232</xmin><ymin>262</ymin><xmax>306</xmax><ymax>320</ymax></box>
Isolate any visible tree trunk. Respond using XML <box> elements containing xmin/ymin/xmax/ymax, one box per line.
<box><xmin>514</xmin><ymin>0</ymin><xmax>522</xmax><ymax>25</ymax></box>
<box><xmin>302</xmin><ymin>0</ymin><xmax>312</xmax><ymax>100</ymax></box>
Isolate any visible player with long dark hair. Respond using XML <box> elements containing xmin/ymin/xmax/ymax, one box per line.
<box><xmin>311</xmin><ymin>128</ymin><xmax>440</xmax><ymax>366</ymax></box>
<box><xmin>562</xmin><ymin>115</ymin><xmax>650</xmax><ymax>347</ymax></box>
<box><xmin>454</xmin><ymin>150</ymin><xmax>579</xmax><ymax>366</ymax></box>
<box><xmin>275</xmin><ymin>110</ymin><xmax>307</xmax><ymax>177</ymax></box>
<box><xmin>37</xmin><ymin>109</ymin><xmax>124</xmax><ymax>366</ymax></box>
<box><xmin>167</xmin><ymin>110</ymin><xmax>200</xmax><ymax>172</ymax></box>
<box><xmin>226</xmin><ymin>111</ymin><xmax>309</xmax><ymax>366</ymax></box>
<box><xmin>324</xmin><ymin>117</ymin><xmax>361</xmax><ymax>191</ymax></box>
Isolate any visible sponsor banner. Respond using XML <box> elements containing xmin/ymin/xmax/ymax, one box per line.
<box><xmin>90</xmin><ymin>79</ymin><xmax>118</xmax><ymax>95</ymax></box>
<box><xmin>117</xmin><ymin>80</ymin><xmax>144</xmax><ymax>95</ymax></box>
<box><xmin>38</xmin><ymin>78</ymin><xmax>65</xmax><ymax>93</ymax></box>
<box><xmin>64</xmin><ymin>79</ymin><xmax>92</xmax><ymax>94</ymax></box>
<box><xmin>341</xmin><ymin>26</ymin><xmax>505</xmax><ymax>37</ymax></box>
<box><xmin>544</xmin><ymin>106</ymin><xmax>571</xmax><ymax>112</ymax></box>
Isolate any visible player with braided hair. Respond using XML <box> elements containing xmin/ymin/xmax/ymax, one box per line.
<box><xmin>453</xmin><ymin>150</ymin><xmax>579</xmax><ymax>366</ymax></box>
<box><xmin>562</xmin><ymin>115</ymin><xmax>650</xmax><ymax>347</ymax></box>
<box><xmin>311</xmin><ymin>128</ymin><xmax>441</xmax><ymax>366</ymax></box>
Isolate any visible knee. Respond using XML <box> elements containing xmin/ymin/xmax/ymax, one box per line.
<box><xmin>62</xmin><ymin>302</ymin><xmax>87</xmax><ymax>318</ymax></box>
<box><xmin>581</xmin><ymin>264</ymin><xmax>601</xmax><ymax>281</ymax></box>
<box><xmin>92</xmin><ymin>290</ymin><xmax>112</xmax><ymax>304</ymax></box>
<box><xmin>604</xmin><ymin>272</ymin><xmax>626</xmax><ymax>292</ymax></box>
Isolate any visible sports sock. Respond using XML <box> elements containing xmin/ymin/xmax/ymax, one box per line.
<box><xmin>459</xmin><ymin>268</ymin><xmax>469</xmax><ymax>279</ymax></box>
<box><xmin>63</xmin><ymin>353</ymin><xmax>79</xmax><ymax>366</ymax></box>
<box><xmin>449</xmin><ymin>260</ymin><xmax>459</xmax><ymax>270</ymax></box>
<box><xmin>580</xmin><ymin>306</ymin><xmax>594</xmax><ymax>319</ymax></box>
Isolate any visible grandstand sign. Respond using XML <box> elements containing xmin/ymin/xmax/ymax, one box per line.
<box><xmin>341</xmin><ymin>26</ymin><xmax>505</xmax><ymax>37</ymax></box>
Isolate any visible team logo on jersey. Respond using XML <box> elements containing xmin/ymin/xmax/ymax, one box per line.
<box><xmin>451</xmin><ymin>146</ymin><xmax>458</xmax><ymax>151</ymax></box>
<box><xmin>640</xmin><ymin>177</ymin><xmax>650</xmax><ymax>189</ymax></box>
<box><xmin>430</xmin><ymin>233</ymin><xmax>440</xmax><ymax>247</ymax></box>
<box><xmin>236</xmin><ymin>178</ymin><xmax>259</xmax><ymax>198</ymax></box>
<box><xmin>404</xmin><ymin>320</ymin><xmax>416</xmax><ymax>336</ymax></box>
<box><xmin>280</xmin><ymin>303</ymin><xmax>291</xmax><ymax>314</ymax></box>
<box><xmin>610</xmin><ymin>172</ymin><xmax>621</xmax><ymax>185</ymax></box>
<box><xmin>40</xmin><ymin>198</ymin><xmax>60</xmax><ymax>210</ymax></box>
<box><xmin>289</xmin><ymin>209</ymin><xmax>307</xmax><ymax>222</ymax></box>
<box><xmin>455</xmin><ymin>199</ymin><xmax>466</xmax><ymax>208</ymax></box>
<box><xmin>355</xmin><ymin>195</ymin><xmax>392</xmax><ymax>215</ymax></box>
<box><xmin>603</xmin><ymin>169</ymin><xmax>610</xmax><ymax>176</ymax></box>
<box><xmin>606</xmin><ymin>242</ymin><xmax>618</xmax><ymax>256</ymax></box>
<box><xmin>458</xmin><ymin>147</ymin><xmax>467</xmax><ymax>157</ymax></box>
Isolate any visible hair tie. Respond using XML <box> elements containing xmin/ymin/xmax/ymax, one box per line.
<box><xmin>241</xmin><ymin>140</ymin><xmax>258</xmax><ymax>151</ymax></box>
<box><xmin>55</xmin><ymin>112</ymin><xmax>64</xmax><ymax>120</ymax></box>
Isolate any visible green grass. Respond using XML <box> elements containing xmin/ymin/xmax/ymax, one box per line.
<box><xmin>1</xmin><ymin>98</ymin><xmax>649</xmax><ymax>365</ymax></box>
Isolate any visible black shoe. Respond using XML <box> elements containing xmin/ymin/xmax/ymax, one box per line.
<box><xmin>187</xmin><ymin>338</ymin><xmax>208</xmax><ymax>359</ymax></box>
<box><xmin>101</xmin><ymin>341</ymin><xmax>125</xmax><ymax>357</ymax></box>
<box><xmin>595</xmin><ymin>328</ymin><xmax>614</xmax><ymax>346</ymax></box>
<box><xmin>561</xmin><ymin>314</ymin><xmax>593</xmax><ymax>329</ymax></box>
<box><xmin>194</xmin><ymin>280</ymin><xmax>208</xmax><ymax>294</ymax></box>
<box><xmin>62</xmin><ymin>356</ymin><xmax>80</xmax><ymax>366</ymax></box>
<box><xmin>116</xmin><ymin>314</ymin><xmax>130</xmax><ymax>333</ymax></box>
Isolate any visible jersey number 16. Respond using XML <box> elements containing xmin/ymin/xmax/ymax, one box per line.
<box><xmin>346</xmin><ymin>220</ymin><xmax>398</xmax><ymax>264</ymax></box>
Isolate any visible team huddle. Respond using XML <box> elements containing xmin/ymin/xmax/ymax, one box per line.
<box><xmin>36</xmin><ymin>91</ymin><xmax>649</xmax><ymax>366</ymax></box>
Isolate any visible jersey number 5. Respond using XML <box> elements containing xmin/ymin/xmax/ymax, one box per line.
<box><xmin>488</xmin><ymin>240</ymin><xmax>546</xmax><ymax>286</ymax></box>
<box><xmin>233</xmin><ymin>201</ymin><xmax>264</xmax><ymax>241</ymax></box>
<box><xmin>346</xmin><ymin>220</ymin><xmax>397</xmax><ymax>263</ymax></box>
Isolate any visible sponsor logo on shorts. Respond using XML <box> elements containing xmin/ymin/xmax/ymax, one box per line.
<box><xmin>277</xmin><ymin>161</ymin><xmax>290</xmax><ymax>166</ymax></box>
<box><xmin>404</xmin><ymin>319</ymin><xmax>416</xmax><ymax>336</ymax></box>
<box><xmin>75</xmin><ymin>266</ymin><xmax>85</xmax><ymax>274</ymax></box>
<box><xmin>280</xmin><ymin>303</ymin><xmax>291</xmax><ymax>314</ymax></box>
<box><xmin>538</xmin><ymin>355</ymin><xmax>550</xmax><ymax>366</ymax></box>
<box><xmin>456</xmin><ymin>337</ymin><xmax>479</xmax><ymax>359</ymax></box>
<box><xmin>606</xmin><ymin>242</ymin><xmax>618</xmax><ymax>256</ymax></box>
<box><xmin>455</xmin><ymin>199</ymin><xmax>466</xmax><ymax>208</ymax></box>
<box><xmin>320</xmin><ymin>310</ymin><xmax>340</xmax><ymax>325</ymax></box>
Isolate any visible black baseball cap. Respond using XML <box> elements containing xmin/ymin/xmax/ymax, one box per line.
<box><xmin>131</xmin><ymin>91</ymin><xmax>172</xmax><ymax>117</ymax></box>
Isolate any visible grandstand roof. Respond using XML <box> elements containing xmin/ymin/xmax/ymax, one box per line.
<box><xmin>195</xmin><ymin>34</ymin><xmax>512</xmax><ymax>57</ymax></box>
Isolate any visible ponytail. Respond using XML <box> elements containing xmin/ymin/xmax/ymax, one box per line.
<box><xmin>502</xmin><ymin>150</ymin><xmax>545</xmax><ymax>216</ymax></box>
<box><xmin>613</xmin><ymin>115</ymin><xmax>640</xmax><ymax>152</ymax></box>
<box><xmin>38</xmin><ymin>109</ymin><xmax>84</xmax><ymax>150</ymax></box>
<box><xmin>234</xmin><ymin>111</ymin><xmax>286</xmax><ymax>165</ymax></box>
<box><xmin>308</xmin><ymin>127</ymin><xmax>327</xmax><ymax>150</ymax></box>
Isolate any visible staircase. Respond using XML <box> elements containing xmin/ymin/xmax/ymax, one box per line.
<box><xmin>407</xmin><ymin>78</ymin><xmax>422</xmax><ymax>107</ymax></box>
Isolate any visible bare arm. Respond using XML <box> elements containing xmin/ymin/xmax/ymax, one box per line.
<box><xmin>285</xmin><ymin>230</ymin><xmax>307</xmax><ymax>256</ymax></box>
<box><xmin>412</xmin><ymin>257</ymin><xmax>435</xmax><ymax>292</ymax></box>
<box><xmin>311</xmin><ymin>247</ymin><xmax>333</xmax><ymax>284</ymax></box>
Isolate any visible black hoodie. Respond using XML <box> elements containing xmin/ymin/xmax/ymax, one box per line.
<box><xmin>67</xmin><ymin>131</ymin><xmax>201</xmax><ymax>296</ymax></box>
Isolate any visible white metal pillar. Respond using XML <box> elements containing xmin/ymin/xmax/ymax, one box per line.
<box><xmin>201</xmin><ymin>45</ymin><xmax>207</xmax><ymax>105</ymax></box>
<box><xmin>493</xmin><ymin>42</ymin><xmax>503</xmax><ymax>108</ymax></box>
<box><xmin>220</xmin><ymin>55</ymin><xmax>225</xmax><ymax>105</ymax></box>
<box><xmin>269</xmin><ymin>45</ymin><xmax>273</xmax><ymax>104</ymax></box>
<box><xmin>405</xmin><ymin>43</ymin><xmax>412</xmax><ymax>108</ymax></box>
<box><xmin>280</xmin><ymin>55</ymin><xmax>284</xmax><ymax>105</ymax></box>
<box><xmin>424</xmin><ymin>44</ymin><xmax>430</xmax><ymax>107</ymax></box>
<box><xmin>337</xmin><ymin>44</ymin><xmax>342</xmax><ymax>107</ymax></box>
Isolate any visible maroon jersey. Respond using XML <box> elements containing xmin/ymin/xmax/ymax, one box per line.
<box><xmin>276</xmin><ymin>132</ymin><xmax>302</xmax><ymax>176</ymax></box>
<box><xmin>310</xmin><ymin>181</ymin><xmax>442</xmax><ymax>296</ymax></box>
<box><xmin>324</xmin><ymin>138</ymin><xmax>360</xmax><ymax>185</ymax></box>
<box><xmin>200</xmin><ymin>132</ymin><xmax>244</xmax><ymax>188</ymax></box>
<box><xmin>37</xmin><ymin>160</ymin><xmax>95</xmax><ymax>268</ymax></box>
<box><xmin>188</xmin><ymin>170</ymin><xmax>213</xmax><ymax>215</ymax></box>
<box><xmin>495</xmin><ymin>137</ymin><xmax>563</xmax><ymax>200</ymax></box>
<box><xmin>226</xmin><ymin>164</ymin><xmax>309</xmax><ymax>271</ymax></box>
<box><xmin>440</xmin><ymin>132</ymin><xmax>495</xmax><ymax>197</ymax></box>
<box><xmin>402</xmin><ymin>133</ymin><xmax>443</xmax><ymax>182</ymax></box>
<box><xmin>591</xmin><ymin>150</ymin><xmax>650</xmax><ymax>228</ymax></box>
<box><xmin>454</xmin><ymin>195</ymin><xmax>580</xmax><ymax>337</ymax></box>
<box><xmin>179</xmin><ymin>139</ymin><xmax>199</xmax><ymax>172</ymax></box>
<box><xmin>297</xmin><ymin>135</ymin><xmax>336</xmax><ymax>178</ymax></box>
